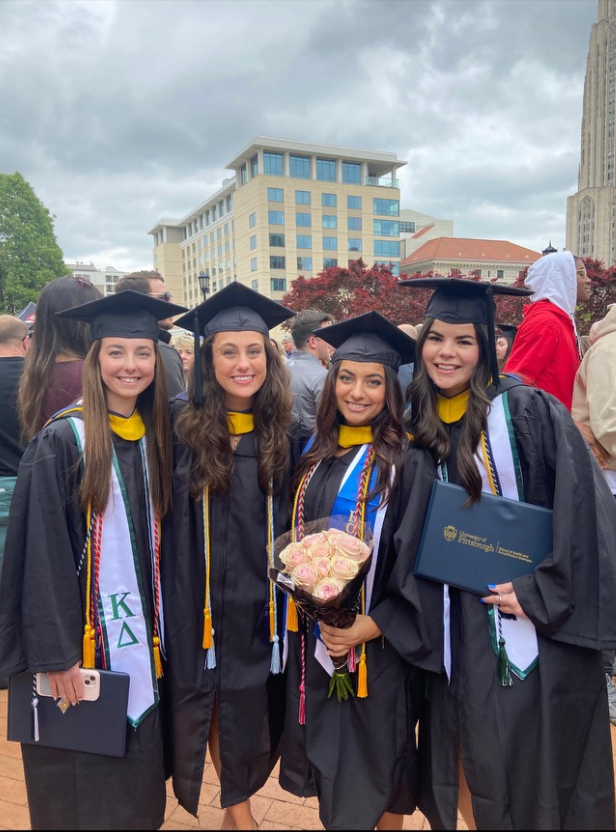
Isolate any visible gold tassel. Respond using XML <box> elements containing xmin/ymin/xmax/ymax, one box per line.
<box><xmin>286</xmin><ymin>597</ymin><xmax>298</xmax><ymax>632</ymax></box>
<box><xmin>153</xmin><ymin>636</ymin><xmax>164</xmax><ymax>678</ymax></box>
<box><xmin>269</xmin><ymin>600</ymin><xmax>275</xmax><ymax>641</ymax></box>
<box><xmin>82</xmin><ymin>624</ymin><xmax>95</xmax><ymax>669</ymax></box>
<box><xmin>202</xmin><ymin>607</ymin><xmax>213</xmax><ymax>649</ymax></box>
<box><xmin>357</xmin><ymin>650</ymin><xmax>368</xmax><ymax>698</ymax></box>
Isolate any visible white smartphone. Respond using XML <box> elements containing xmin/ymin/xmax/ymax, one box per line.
<box><xmin>35</xmin><ymin>668</ymin><xmax>101</xmax><ymax>702</ymax></box>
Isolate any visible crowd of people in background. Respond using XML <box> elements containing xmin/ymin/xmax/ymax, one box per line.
<box><xmin>0</xmin><ymin>256</ymin><xmax>614</xmax><ymax>832</ymax></box>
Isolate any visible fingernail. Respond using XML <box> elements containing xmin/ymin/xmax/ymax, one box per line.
<box><xmin>487</xmin><ymin>584</ymin><xmax>496</xmax><ymax>590</ymax></box>
<box><xmin>479</xmin><ymin>598</ymin><xmax>485</xmax><ymax>603</ymax></box>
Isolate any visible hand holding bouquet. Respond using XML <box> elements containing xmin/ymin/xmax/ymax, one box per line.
<box><xmin>270</xmin><ymin>519</ymin><xmax>373</xmax><ymax>702</ymax></box>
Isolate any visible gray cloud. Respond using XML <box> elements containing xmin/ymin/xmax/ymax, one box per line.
<box><xmin>0</xmin><ymin>0</ymin><xmax>598</xmax><ymax>270</ymax></box>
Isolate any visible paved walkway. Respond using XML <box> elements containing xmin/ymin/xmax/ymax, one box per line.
<box><xmin>0</xmin><ymin>688</ymin><xmax>614</xmax><ymax>830</ymax></box>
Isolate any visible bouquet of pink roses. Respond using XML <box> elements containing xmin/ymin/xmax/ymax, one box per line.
<box><xmin>270</xmin><ymin>518</ymin><xmax>373</xmax><ymax>701</ymax></box>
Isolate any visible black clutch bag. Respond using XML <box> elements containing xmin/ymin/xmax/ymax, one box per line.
<box><xmin>7</xmin><ymin>669</ymin><xmax>130</xmax><ymax>758</ymax></box>
<box><xmin>413</xmin><ymin>480</ymin><xmax>553</xmax><ymax>595</ymax></box>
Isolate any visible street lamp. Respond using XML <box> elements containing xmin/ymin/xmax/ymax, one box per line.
<box><xmin>198</xmin><ymin>270</ymin><xmax>210</xmax><ymax>301</ymax></box>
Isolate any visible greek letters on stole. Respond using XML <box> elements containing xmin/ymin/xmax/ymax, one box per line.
<box><xmin>68</xmin><ymin>417</ymin><xmax>160</xmax><ymax>726</ymax></box>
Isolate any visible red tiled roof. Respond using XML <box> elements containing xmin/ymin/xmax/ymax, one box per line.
<box><xmin>401</xmin><ymin>237</ymin><xmax>541</xmax><ymax>265</ymax></box>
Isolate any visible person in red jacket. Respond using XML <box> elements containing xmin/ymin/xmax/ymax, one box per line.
<box><xmin>504</xmin><ymin>251</ymin><xmax>591</xmax><ymax>410</ymax></box>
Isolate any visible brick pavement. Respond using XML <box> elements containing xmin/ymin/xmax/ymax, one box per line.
<box><xmin>0</xmin><ymin>688</ymin><xmax>613</xmax><ymax>830</ymax></box>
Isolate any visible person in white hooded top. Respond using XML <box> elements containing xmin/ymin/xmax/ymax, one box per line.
<box><xmin>504</xmin><ymin>250</ymin><xmax>591</xmax><ymax>410</ymax></box>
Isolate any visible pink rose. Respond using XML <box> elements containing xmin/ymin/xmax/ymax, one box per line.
<box><xmin>313</xmin><ymin>577</ymin><xmax>345</xmax><ymax>601</ymax></box>
<box><xmin>279</xmin><ymin>542</ymin><xmax>311</xmax><ymax>571</ymax></box>
<box><xmin>304</xmin><ymin>542</ymin><xmax>332</xmax><ymax>562</ymax></box>
<box><xmin>328</xmin><ymin>529</ymin><xmax>371</xmax><ymax>563</ymax></box>
<box><xmin>312</xmin><ymin>556</ymin><xmax>331</xmax><ymax>578</ymax></box>
<box><xmin>290</xmin><ymin>562</ymin><xmax>318</xmax><ymax>591</ymax></box>
<box><xmin>302</xmin><ymin>532</ymin><xmax>327</xmax><ymax>548</ymax></box>
<box><xmin>330</xmin><ymin>554</ymin><xmax>359</xmax><ymax>581</ymax></box>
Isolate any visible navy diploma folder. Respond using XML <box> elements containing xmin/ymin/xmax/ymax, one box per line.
<box><xmin>413</xmin><ymin>480</ymin><xmax>553</xmax><ymax>595</ymax></box>
<box><xmin>8</xmin><ymin>670</ymin><xmax>130</xmax><ymax>757</ymax></box>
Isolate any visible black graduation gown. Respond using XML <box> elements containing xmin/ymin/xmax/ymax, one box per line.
<box><xmin>161</xmin><ymin>404</ymin><xmax>292</xmax><ymax>817</ymax></box>
<box><xmin>0</xmin><ymin>417</ymin><xmax>166</xmax><ymax>831</ymax></box>
<box><xmin>278</xmin><ymin>444</ymin><xmax>437</xmax><ymax>831</ymax></box>
<box><xmin>416</xmin><ymin>384</ymin><xmax>616</xmax><ymax>831</ymax></box>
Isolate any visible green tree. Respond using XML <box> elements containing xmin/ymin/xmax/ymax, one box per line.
<box><xmin>0</xmin><ymin>172</ymin><xmax>67</xmax><ymax>313</ymax></box>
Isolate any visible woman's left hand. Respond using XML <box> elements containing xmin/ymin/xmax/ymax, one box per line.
<box><xmin>318</xmin><ymin>614</ymin><xmax>382</xmax><ymax>657</ymax></box>
<box><xmin>481</xmin><ymin>582</ymin><xmax>527</xmax><ymax>619</ymax></box>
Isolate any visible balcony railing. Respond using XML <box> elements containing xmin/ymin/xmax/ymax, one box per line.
<box><xmin>365</xmin><ymin>176</ymin><xmax>399</xmax><ymax>188</ymax></box>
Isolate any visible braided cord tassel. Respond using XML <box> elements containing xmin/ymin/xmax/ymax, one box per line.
<box><xmin>82</xmin><ymin>504</ymin><xmax>97</xmax><ymax>669</ymax></box>
<box><xmin>287</xmin><ymin>464</ymin><xmax>318</xmax><ymax>633</ymax></box>
<box><xmin>152</xmin><ymin>517</ymin><xmax>163</xmax><ymax>678</ymax></box>
<box><xmin>353</xmin><ymin>449</ymin><xmax>373</xmax><ymax>697</ymax></box>
<box><xmin>267</xmin><ymin>488</ymin><xmax>281</xmax><ymax>674</ymax></box>
<box><xmin>202</xmin><ymin>487</ymin><xmax>216</xmax><ymax>668</ymax></box>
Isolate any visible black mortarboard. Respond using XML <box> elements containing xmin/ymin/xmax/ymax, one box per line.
<box><xmin>56</xmin><ymin>290</ymin><xmax>188</xmax><ymax>341</ymax></box>
<box><xmin>174</xmin><ymin>282</ymin><xmax>295</xmax><ymax>337</ymax></box>
<box><xmin>496</xmin><ymin>323</ymin><xmax>518</xmax><ymax>337</ymax></box>
<box><xmin>173</xmin><ymin>282</ymin><xmax>295</xmax><ymax>405</ymax></box>
<box><xmin>316</xmin><ymin>311</ymin><xmax>415</xmax><ymax>371</ymax></box>
<box><xmin>398</xmin><ymin>277</ymin><xmax>532</xmax><ymax>387</ymax></box>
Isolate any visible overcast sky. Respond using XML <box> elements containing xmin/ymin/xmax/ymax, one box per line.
<box><xmin>0</xmin><ymin>0</ymin><xmax>599</xmax><ymax>272</ymax></box>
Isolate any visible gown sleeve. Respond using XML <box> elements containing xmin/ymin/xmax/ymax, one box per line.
<box><xmin>0</xmin><ymin>422</ymin><xmax>86</xmax><ymax>676</ymax></box>
<box><xmin>508</xmin><ymin>387</ymin><xmax>616</xmax><ymax>650</ymax></box>
<box><xmin>368</xmin><ymin>446</ymin><xmax>445</xmax><ymax>671</ymax></box>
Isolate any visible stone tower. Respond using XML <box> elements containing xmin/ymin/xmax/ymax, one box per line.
<box><xmin>566</xmin><ymin>0</ymin><xmax>616</xmax><ymax>265</ymax></box>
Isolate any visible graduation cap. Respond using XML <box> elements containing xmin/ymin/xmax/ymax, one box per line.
<box><xmin>56</xmin><ymin>289</ymin><xmax>188</xmax><ymax>341</ymax></box>
<box><xmin>398</xmin><ymin>277</ymin><xmax>532</xmax><ymax>387</ymax></box>
<box><xmin>173</xmin><ymin>282</ymin><xmax>295</xmax><ymax>405</ymax></box>
<box><xmin>315</xmin><ymin>311</ymin><xmax>415</xmax><ymax>371</ymax></box>
<box><xmin>495</xmin><ymin>323</ymin><xmax>518</xmax><ymax>338</ymax></box>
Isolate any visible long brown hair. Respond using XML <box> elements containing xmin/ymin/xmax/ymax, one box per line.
<box><xmin>79</xmin><ymin>340</ymin><xmax>173</xmax><ymax>517</ymax></box>
<box><xmin>291</xmin><ymin>360</ymin><xmax>408</xmax><ymax>506</ymax></box>
<box><xmin>19</xmin><ymin>275</ymin><xmax>103</xmax><ymax>442</ymax></box>
<box><xmin>175</xmin><ymin>332</ymin><xmax>293</xmax><ymax>498</ymax></box>
<box><xmin>407</xmin><ymin>318</ymin><xmax>492</xmax><ymax>504</ymax></box>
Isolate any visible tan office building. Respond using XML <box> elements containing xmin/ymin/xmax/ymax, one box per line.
<box><xmin>567</xmin><ymin>0</ymin><xmax>616</xmax><ymax>265</ymax></box>
<box><xmin>148</xmin><ymin>136</ymin><xmax>406</xmax><ymax>307</ymax></box>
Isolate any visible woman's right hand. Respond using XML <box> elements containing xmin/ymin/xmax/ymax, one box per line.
<box><xmin>46</xmin><ymin>662</ymin><xmax>85</xmax><ymax>706</ymax></box>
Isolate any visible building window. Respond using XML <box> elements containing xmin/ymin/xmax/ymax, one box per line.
<box><xmin>250</xmin><ymin>235</ymin><xmax>257</xmax><ymax>250</ymax></box>
<box><xmin>323</xmin><ymin>237</ymin><xmax>338</xmax><ymax>251</ymax></box>
<box><xmin>296</xmin><ymin>190</ymin><xmax>311</xmax><ymax>205</ymax></box>
<box><xmin>348</xmin><ymin>217</ymin><xmax>362</xmax><ymax>231</ymax></box>
<box><xmin>268</xmin><ymin>210</ymin><xmax>284</xmax><ymax>225</ymax></box>
<box><xmin>240</xmin><ymin>164</ymin><xmax>247</xmax><ymax>185</ymax></box>
<box><xmin>373</xmin><ymin>198</ymin><xmax>400</xmax><ymax>216</ymax></box>
<box><xmin>399</xmin><ymin>221</ymin><xmax>415</xmax><ymax>233</ymax></box>
<box><xmin>297</xmin><ymin>256</ymin><xmax>313</xmax><ymax>270</ymax></box>
<box><xmin>264</xmin><ymin>151</ymin><xmax>283</xmax><ymax>176</ymax></box>
<box><xmin>347</xmin><ymin>195</ymin><xmax>362</xmax><ymax>210</ymax></box>
<box><xmin>322</xmin><ymin>215</ymin><xmax>337</xmax><ymax>229</ymax></box>
<box><xmin>323</xmin><ymin>258</ymin><xmax>338</xmax><ymax>268</ymax></box>
<box><xmin>348</xmin><ymin>238</ymin><xmax>362</xmax><ymax>252</ymax></box>
<box><xmin>317</xmin><ymin>158</ymin><xmax>337</xmax><ymax>181</ymax></box>
<box><xmin>374</xmin><ymin>240</ymin><xmax>400</xmax><ymax>257</ymax></box>
<box><xmin>296</xmin><ymin>213</ymin><xmax>312</xmax><ymax>227</ymax></box>
<box><xmin>270</xmin><ymin>256</ymin><xmax>286</xmax><ymax>269</ymax></box>
<box><xmin>210</xmin><ymin>232</ymin><xmax>215</xmax><ymax>244</ymax></box>
<box><xmin>373</xmin><ymin>219</ymin><xmax>399</xmax><ymax>236</ymax></box>
<box><xmin>290</xmin><ymin>155</ymin><xmax>310</xmax><ymax>178</ymax></box>
<box><xmin>322</xmin><ymin>193</ymin><xmax>337</xmax><ymax>207</ymax></box>
<box><xmin>217</xmin><ymin>227</ymin><xmax>222</xmax><ymax>240</ymax></box>
<box><xmin>226</xmin><ymin>195</ymin><xmax>232</xmax><ymax>212</ymax></box>
<box><xmin>225</xmin><ymin>241</ymin><xmax>230</xmax><ymax>253</ymax></box>
<box><xmin>342</xmin><ymin>161</ymin><xmax>361</xmax><ymax>184</ymax></box>
<box><xmin>268</xmin><ymin>187</ymin><xmax>284</xmax><ymax>202</ymax></box>
<box><xmin>252</xmin><ymin>279</ymin><xmax>259</xmax><ymax>291</ymax></box>
<box><xmin>251</xmin><ymin>258</ymin><xmax>258</xmax><ymax>271</ymax></box>
<box><xmin>271</xmin><ymin>278</ymin><xmax>287</xmax><ymax>292</ymax></box>
<box><xmin>269</xmin><ymin>233</ymin><xmax>285</xmax><ymax>247</ymax></box>
<box><xmin>205</xmin><ymin>209</ymin><xmax>210</xmax><ymax>225</ymax></box>
<box><xmin>217</xmin><ymin>245</ymin><xmax>222</xmax><ymax>257</ymax></box>
<box><xmin>212</xmin><ymin>205</ymin><xmax>217</xmax><ymax>221</ymax></box>
<box><xmin>224</xmin><ymin>223</ymin><xmax>229</xmax><ymax>236</ymax></box>
<box><xmin>296</xmin><ymin>235</ymin><xmax>312</xmax><ymax>249</ymax></box>
<box><xmin>497</xmin><ymin>269</ymin><xmax>504</xmax><ymax>280</ymax></box>
<box><xmin>249</xmin><ymin>213</ymin><xmax>256</xmax><ymax>229</ymax></box>
<box><xmin>375</xmin><ymin>260</ymin><xmax>400</xmax><ymax>277</ymax></box>
<box><xmin>251</xmin><ymin>154</ymin><xmax>259</xmax><ymax>177</ymax></box>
